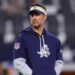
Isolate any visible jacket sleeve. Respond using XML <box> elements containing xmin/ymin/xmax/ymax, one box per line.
<box><xmin>54</xmin><ymin>40</ymin><xmax>64</xmax><ymax>75</ymax></box>
<box><xmin>13</xmin><ymin>34</ymin><xmax>27</xmax><ymax>59</ymax></box>
<box><xmin>13</xmin><ymin>34</ymin><xmax>33</xmax><ymax>75</ymax></box>
<box><xmin>13</xmin><ymin>58</ymin><xmax>33</xmax><ymax>75</ymax></box>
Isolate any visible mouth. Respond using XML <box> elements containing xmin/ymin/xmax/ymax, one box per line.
<box><xmin>33</xmin><ymin>25</ymin><xmax>41</xmax><ymax>29</ymax></box>
<box><xmin>31</xmin><ymin>21</ymin><xmax>40</xmax><ymax>29</ymax></box>
<box><xmin>32</xmin><ymin>21</ymin><xmax>38</xmax><ymax>25</ymax></box>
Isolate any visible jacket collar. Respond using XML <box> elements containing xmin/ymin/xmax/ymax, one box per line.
<box><xmin>27</xmin><ymin>26</ymin><xmax>46</xmax><ymax>36</ymax></box>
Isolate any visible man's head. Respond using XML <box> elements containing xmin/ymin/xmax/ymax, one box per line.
<box><xmin>29</xmin><ymin>4</ymin><xmax>47</xmax><ymax>29</ymax></box>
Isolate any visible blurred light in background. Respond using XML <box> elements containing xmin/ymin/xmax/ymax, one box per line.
<box><xmin>0</xmin><ymin>0</ymin><xmax>75</xmax><ymax>75</ymax></box>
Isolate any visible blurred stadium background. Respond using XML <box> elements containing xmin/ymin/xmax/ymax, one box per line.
<box><xmin>0</xmin><ymin>0</ymin><xmax>75</xmax><ymax>75</ymax></box>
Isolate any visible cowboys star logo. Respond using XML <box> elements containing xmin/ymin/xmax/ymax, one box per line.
<box><xmin>37</xmin><ymin>44</ymin><xmax>50</xmax><ymax>58</ymax></box>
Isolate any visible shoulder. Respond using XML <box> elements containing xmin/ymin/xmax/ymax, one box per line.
<box><xmin>46</xmin><ymin>31</ymin><xmax>61</xmax><ymax>44</ymax></box>
<box><xmin>18</xmin><ymin>26</ymin><xmax>31</xmax><ymax>38</ymax></box>
<box><xmin>15</xmin><ymin>26</ymin><xmax>31</xmax><ymax>41</ymax></box>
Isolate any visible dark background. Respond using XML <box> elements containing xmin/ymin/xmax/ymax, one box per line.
<box><xmin>0</xmin><ymin>0</ymin><xmax>75</xmax><ymax>75</ymax></box>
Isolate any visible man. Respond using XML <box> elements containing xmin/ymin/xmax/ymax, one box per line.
<box><xmin>13</xmin><ymin>4</ymin><xmax>63</xmax><ymax>75</ymax></box>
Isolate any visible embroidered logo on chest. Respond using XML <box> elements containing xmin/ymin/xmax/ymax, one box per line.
<box><xmin>37</xmin><ymin>44</ymin><xmax>50</xmax><ymax>58</ymax></box>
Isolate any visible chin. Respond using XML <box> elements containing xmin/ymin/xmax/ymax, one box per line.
<box><xmin>33</xmin><ymin>25</ymin><xmax>41</xmax><ymax>29</ymax></box>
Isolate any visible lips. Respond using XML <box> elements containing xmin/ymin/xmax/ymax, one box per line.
<box><xmin>33</xmin><ymin>20</ymin><xmax>38</xmax><ymax>24</ymax></box>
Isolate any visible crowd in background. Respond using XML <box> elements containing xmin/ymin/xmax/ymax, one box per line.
<box><xmin>0</xmin><ymin>0</ymin><xmax>75</xmax><ymax>75</ymax></box>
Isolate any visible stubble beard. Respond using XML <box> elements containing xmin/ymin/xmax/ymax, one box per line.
<box><xmin>32</xmin><ymin>23</ymin><xmax>41</xmax><ymax>29</ymax></box>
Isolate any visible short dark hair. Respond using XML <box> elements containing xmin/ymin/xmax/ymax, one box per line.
<box><xmin>30</xmin><ymin>3</ymin><xmax>47</xmax><ymax>11</ymax></box>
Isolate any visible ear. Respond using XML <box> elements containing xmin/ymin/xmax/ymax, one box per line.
<box><xmin>44</xmin><ymin>15</ymin><xmax>47</xmax><ymax>21</ymax></box>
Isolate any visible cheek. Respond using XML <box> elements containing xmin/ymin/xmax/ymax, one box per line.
<box><xmin>39</xmin><ymin>17</ymin><xmax>44</xmax><ymax>23</ymax></box>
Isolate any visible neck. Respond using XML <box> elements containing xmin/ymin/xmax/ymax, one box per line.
<box><xmin>32</xmin><ymin>25</ymin><xmax>44</xmax><ymax>36</ymax></box>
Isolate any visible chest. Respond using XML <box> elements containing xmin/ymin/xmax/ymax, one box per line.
<box><xmin>24</xmin><ymin>35</ymin><xmax>57</xmax><ymax>58</ymax></box>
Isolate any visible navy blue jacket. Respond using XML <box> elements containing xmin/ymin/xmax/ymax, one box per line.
<box><xmin>13</xmin><ymin>26</ymin><xmax>63</xmax><ymax>75</ymax></box>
